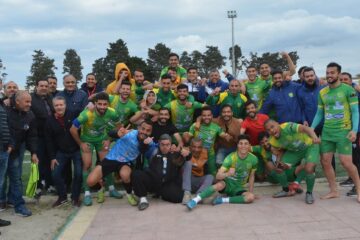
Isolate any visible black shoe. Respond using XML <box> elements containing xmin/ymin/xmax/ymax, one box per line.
<box><xmin>34</xmin><ymin>189</ymin><xmax>42</xmax><ymax>200</ymax></box>
<box><xmin>52</xmin><ymin>197</ymin><xmax>69</xmax><ymax>208</ymax></box>
<box><xmin>0</xmin><ymin>203</ymin><xmax>6</xmax><ymax>212</ymax></box>
<box><xmin>340</xmin><ymin>178</ymin><xmax>353</xmax><ymax>187</ymax></box>
<box><xmin>346</xmin><ymin>187</ymin><xmax>357</xmax><ymax>197</ymax></box>
<box><xmin>71</xmin><ymin>199</ymin><xmax>81</xmax><ymax>208</ymax></box>
<box><xmin>0</xmin><ymin>219</ymin><xmax>11</xmax><ymax>227</ymax></box>
<box><xmin>6</xmin><ymin>202</ymin><xmax>14</xmax><ymax>208</ymax></box>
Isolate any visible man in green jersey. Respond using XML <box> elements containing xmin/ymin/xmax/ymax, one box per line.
<box><xmin>109</xmin><ymin>81</ymin><xmax>139</xmax><ymax>127</ymax></box>
<box><xmin>245</xmin><ymin>65</ymin><xmax>270</xmax><ymax>110</ymax></box>
<box><xmin>311</xmin><ymin>62</ymin><xmax>360</xmax><ymax>202</ymax></box>
<box><xmin>154</xmin><ymin>74</ymin><xmax>176</xmax><ymax>107</ymax></box>
<box><xmin>265</xmin><ymin>119</ymin><xmax>320</xmax><ymax>204</ymax></box>
<box><xmin>206</xmin><ymin>79</ymin><xmax>248</xmax><ymax>119</ymax></box>
<box><xmin>184</xmin><ymin>106</ymin><xmax>232</xmax><ymax>175</ymax></box>
<box><xmin>186</xmin><ymin>135</ymin><xmax>257</xmax><ymax>210</ymax></box>
<box><xmin>257</xmin><ymin>52</ymin><xmax>296</xmax><ymax>82</ymax></box>
<box><xmin>165</xmin><ymin>84</ymin><xmax>203</xmax><ymax>133</ymax></box>
<box><xmin>159</xmin><ymin>53</ymin><xmax>187</xmax><ymax>82</ymax></box>
<box><xmin>130</xmin><ymin>69</ymin><xmax>152</xmax><ymax>104</ymax></box>
<box><xmin>252</xmin><ymin>132</ymin><xmax>305</xmax><ymax>192</ymax></box>
<box><xmin>70</xmin><ymin>92</ymin><xmax>122</xmax><ymax>206</ymax></box>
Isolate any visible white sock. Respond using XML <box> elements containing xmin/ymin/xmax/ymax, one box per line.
<box><xmin>222</xmin><ymin>197</ymin><xmax>230</xmax><ymax>203</ymax></box>
<box><xmin>108</xmin><ymin>185</ymin><xmax>115</xmax><ymax>191</ymax></box>
<box><xmin>193</xmin><ymin>196</ymin><xmax>202</xmax><ymax>203</ymax></box>
<box><xmin>85</xmin><ymin>191</ymin><xmax>91</xmax><ymax>196</ymax></box>
<box><xmin>140</xmin><ymin>197</ymin><xmax>148</xmax><ymax>203</ymax></box>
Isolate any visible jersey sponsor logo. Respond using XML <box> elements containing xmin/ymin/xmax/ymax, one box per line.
<box><xmin>333</xmin><ymin>101</ymin><xmax>344</xmax><ymax>110</ymax></box>
<box><xmin>325</xmin><ymin>113</ymin><xmax>344</xmax><ymax>120</ymax></box>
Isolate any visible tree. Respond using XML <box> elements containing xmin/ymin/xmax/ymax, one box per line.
<box><xmin>26</xmin><ymin>50</ymin><xmax>57</xmax><ymax>89</ymax></box>
<box><xmin>126</xmin><ymin>56</ymin><xmax>154</xmax><ymax>82</ymax></box>
<box><xmin>202</xmin><ymin>46</ymin><xmax>226</xmax><ymax>76</ymax></box>
<box><xmin>180</xmin><ymin>51</ymin><xmax>192</xmax><ymax>69</ymax></box>
<box><xmin>0</xmin><ymin>59</ymin><xmax>7</xmax><ymax>82</ymax></box>
<box><xmin>229</xmin><ymin>45</ymin><xmax>248</xmax><ymax>77</ymax></box>
<box><xmin>147</xmin><ymin>43</ymin><xmax>171</xmax><ymax>79</ymax></box>
<box><xmin>63</xmin><ymin>49</ymin><xmax>83</xmax><ymax>83</ymax></box>
<box><xmin>92</xmin><ymin>58</ymin><xmax>107</xmax><ymax>87</ymax></box>
<box><xmin>247</xmin><ymin>51</ymin><xmax>299</xmax><ymax>72</ymax></box>
<box><xmin>92</xmin><ymin>39</ymin><xmax>130</xmax><ymax>86</ymax></box>
<box><xmin>190</xmin><ymin>50</ymin><xmax>205</xmax><ymax>76</ymax></box>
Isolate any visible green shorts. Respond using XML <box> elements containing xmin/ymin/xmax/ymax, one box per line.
<box><xmin>207</xmin><ymin>151</ymin><xmax>217</xmax><ymax>176</ymax></box>
<box><xmin>222</xmin><ymin>178</ymin><xmax>245</xmax><ymax>197</ymax></box>
<box><xmin>81</xmin><ymin>141</ymin><xmax>104</xmax><ymax>153</ymax></box>
<box><xmin>320</xmin><ymin>129</ymin><xmax>352</xmax><ymax>155</ymax></box>
<box><xmin>255</xmin><ymin>159</ymin><xmax>266</xmax><ymax>176</ymax></box>
<box><xmin>282</xmin><ymin>144</ymin><xmax>320</xmax><ymax>167</ymax></box>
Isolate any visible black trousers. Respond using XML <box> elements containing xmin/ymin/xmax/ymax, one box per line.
<box><xmin>131</xmin><ymin>170</ymin><xmax>184</xmax><ymax>203</ymax></box>
<box><xmin>352</xmin><ymin>133</ymin><xmax>360</xmax><ymax>176</ymax></box>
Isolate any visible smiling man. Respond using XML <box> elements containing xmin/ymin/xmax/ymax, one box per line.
<box><xmin>311</xmin><ymin>62</ymin><xmax>360</xmax><ymax>202</ymax></box>
<box><xmin>87</xmin><ymin>120</ymin><xmax>156</xmax><ymax>207</ymax></box>
<box><xmin>186</xmin><ymin>135</ymin><xmax>257</xmax><ymax>210</ymax></box>
<box><xmin>70</xmin><ymin>92</ymin><xmax>120</xmax><ymax>206</ymax></box>
<box><xmin>265</xmin><ymin>119</ymin><xmax>320</xmax><ymax>204</ymax></box>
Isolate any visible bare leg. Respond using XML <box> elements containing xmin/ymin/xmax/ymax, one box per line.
<box><xmin>320</xmin><ymin>152</ymin><xmax>339</xmax><ymax>199</ymax></box>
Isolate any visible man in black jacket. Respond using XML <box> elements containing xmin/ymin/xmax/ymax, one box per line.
<box><xmin>80</xmin><ymin>73</ymin><xmax>104</xmax><ymax>98</ymax></box>
<box><xmin>0</xmin><ymin>103</ymin><xmax>11</xmax><ymax>226</ymax></box>
<box><xmin>45</xmin><ymin>96</ymin><xmax>82</xmax><ymax>207</ymax></box>
<box><xmin>31</xmin><ymin>79</ymin><xmax>55</xmax><ymax>196</ymax></box>
<box><xmin>5</xmin><ymin>91</ymin><xmax>38</xmax><ymax>217</ymax></box>
<box><xmin>131</xmin><ymin>134</ymin><xmax>191</xmax><ymax>211</ymax></box>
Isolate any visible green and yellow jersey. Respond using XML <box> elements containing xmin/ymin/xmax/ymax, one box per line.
<box><xmin>189</xmin><ymin>122</ymin><xmax>223</xmax><ymax>155</ymax></box>
<box><xmin>109</xmin><ymin>95</ymin><xmax>139</xmax><ymax>127</ymax></box>
<box><xmin>221</xmin><ymin>152</ymin><xmax>258</xmax><ymax>187</ymax></box>
<box><xmin>318</xmin><ymin>83</ymin><xmax>358</xmax><ymax>131</ymax></box>
<box><xmin>245</xmin><ymin>78</ymin><xmax>271</xmax><ymax>110</ymax></box>
<box><xmin>165</xmin><ymin>100</ymin><xmax>203</xmax><ymax>133</ymax></box>
<box><xmin>269</xmin><ymin>122</ymin><xmax>312</xmax><ymax>152</ymax></box>
<box><xmin>206</xmin><ymin>92</ymin><xmax>248</xmax><ymax>119</ymax></box>
<box><xmin>74</xmin><ymin>108</ymin><xmax>118</xmax><ymax>143</ymax></box>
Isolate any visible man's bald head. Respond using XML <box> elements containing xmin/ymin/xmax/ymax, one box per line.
<box><xmin>15</xmin><ymin>90</ymin><xmax>32</xmax><ymax>112</ymax></box>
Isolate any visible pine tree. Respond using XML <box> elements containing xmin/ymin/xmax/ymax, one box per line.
<box><xmin>63</xmin><ymin>49</ymin><xmax>83</xmax><ymax>83</ymax></box>
<box><xmin>0</xmin><ymin>59</ymin><xmax>7</xmax><ymax>82</ymax></box>
<box><xmin>26</xmin><ymin>50</ymin><xmax>57</xmax><ymax>89</ymax></box>
<box><xmin>147</xmin><ymin>43</ymin><xmax>171</xmax><ymax>79</ymax></box>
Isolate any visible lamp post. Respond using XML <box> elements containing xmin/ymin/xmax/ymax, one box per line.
<box><xmin>227</xmin><ymin>10</ymin><xmax>237</xmax><ymax>76</ymax></box>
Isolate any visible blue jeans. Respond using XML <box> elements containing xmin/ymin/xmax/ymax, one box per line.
<box><xmin>216</xmin><ymin>147</ymin><xmax>236</xmax><ymax>165</ymax></box>
<box><xmin>0</xmin><ymin>151</ymin><xmax>9</xmax><ymax>204</ymax></box>
<box><xmin>4</xmin><ymin>144</ymin><xmax>26</xmax><ymax>208</ymax></box>
<box><xmin>52</xmin><ymin>150</ymin><xmax>82</xmax><ymax>201</ymax></box>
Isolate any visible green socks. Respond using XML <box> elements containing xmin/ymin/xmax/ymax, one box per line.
<box><xmin>104</xmin><ymin>174</ymin><xmax>114</xmax><ymax>188</ymax></box>
<box><xmin>229</xmin><ymin>195</ymin><xmax>246</xmax><ymax>204</ymax></box>
<box><xmin>295</xmin><ymin>169</ymin><xmax>306</xmax><ymax>183</ymax></box>
<box><xmin>199</xmin><ymin>186</ymin><xmax>216</xmax><ymax>199</ymax></box>
<box><xmin>305</xmin><ymin>173</ymin><xmax>315</xmax><ymax>193</ymax></box>
<box><xmin>82</xmin><ymin>171</ymin><xmax>90</xmax><ymax>191</ymax></box>
<box><xmin>269</xmin><ymin>170</ymin><xmax>288</xmax><ymax>188</ymax></box>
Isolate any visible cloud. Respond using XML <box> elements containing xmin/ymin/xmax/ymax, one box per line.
<box><xmin>171</xmin><ymin>35</ymin><xmax>207</xmax><ymax>52</ymax></box>
<box><xmin>238</xmin><ymin>9</ymin><xmax>360</xmax><ymax>51</ymax></box>
<box><xmin>0</xmin><ymin>28</ymin><xmax>78</xmax><ymax>43</ymax></box>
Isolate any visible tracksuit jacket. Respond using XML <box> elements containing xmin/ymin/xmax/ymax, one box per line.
<box><xmin>260</xmin><ymin>81</ymin><xmax>304</xmax><ymax>124</ymax></box>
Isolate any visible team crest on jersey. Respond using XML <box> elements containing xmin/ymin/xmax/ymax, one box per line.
<box><xmin>288</xmin><ymin>92</ymin><xmax>294</xmax><ymax>97</ymax></box>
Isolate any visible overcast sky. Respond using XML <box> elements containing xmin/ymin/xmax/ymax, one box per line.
<box><xmin>1</xmin><ymin>0</ymin><xmax>359</xmax><ymax>88</ymax></box>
